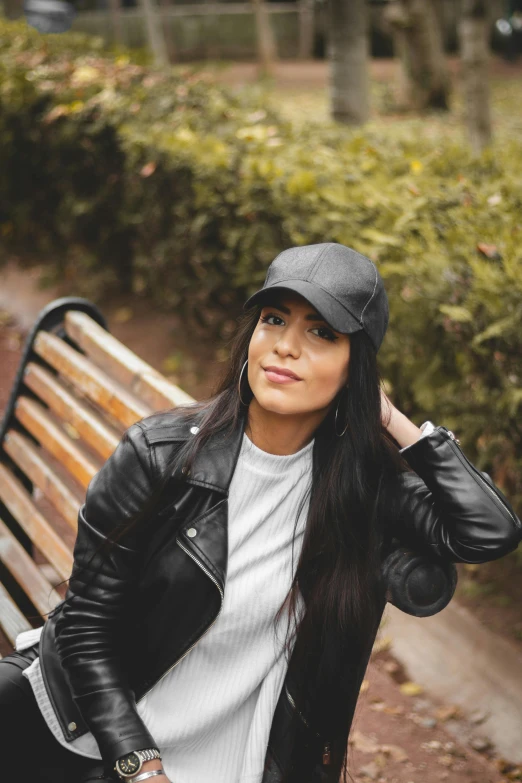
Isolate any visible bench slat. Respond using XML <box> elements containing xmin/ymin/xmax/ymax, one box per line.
<box><xmin>3</xmin><ymin>430</ymin><xmax>81</xmax><ymax>530</ymax></box>
<box><xmin>66</xmin><ymin>311</ymin><xmax>196</xmax><ymax>410</ymax></box>
<box><xmin>0</xmin><ymin>517</ymin><xmax>62</xmax><ymax>615</ymax></box>
<box><xmin>23</xmin><ymin>362</ymin><xmax>120</xmax><ymax>461</ymax></box>
<box><xmin>0</xmin><ymin>464</ymin><xmax>73</xmax><ymax>581</ymax></box>
<box><xmin>15</xmin><ymin>397</ymin><xmax>101</xmax><ymax>490</ymax></box>
<box><xmin>0</xmin><ymin>582</ymin><xmax>32</xmax><ymax>645</ymax></box>
<box><xmin>33</xmin><ymin>330</ymin><xmax>152</xmax><ymax>428</ymax></box>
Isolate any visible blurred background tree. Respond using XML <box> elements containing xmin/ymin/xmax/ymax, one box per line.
<box><xmin>327</xmin><ymin>0</ymin><xmax>369</xmax><ymax>124</ymax></box>
<box><xmin>252</xmin><ymin>0</ymin><xmax>278</xmax><ymax>78</ymax></box>
<box><xmin>382</xmin><ymin>0</ymin><xmax>450</xmax><ymax>110</ymax></box>
<box><xmin>460</xmin><ymin>0</ymin><xmax>492</xmax><ymax>154</ymax></box>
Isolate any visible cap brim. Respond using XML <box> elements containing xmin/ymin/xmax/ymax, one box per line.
<box><xmin>243</xmin><ymin>280</ymin><xmax>362</xmax><ymax>335</ymax></box>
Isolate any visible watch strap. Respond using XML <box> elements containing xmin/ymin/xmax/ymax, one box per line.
<box><xmin>136</xmin><ymin>748</ymin><xmax>162</xmax><ymax>763</ymax></box>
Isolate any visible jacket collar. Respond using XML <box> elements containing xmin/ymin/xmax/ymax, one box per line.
<box><xmin>183</xmin><ymin>406</ymin><xmax>249</xmax><ymax>496</ymax></box>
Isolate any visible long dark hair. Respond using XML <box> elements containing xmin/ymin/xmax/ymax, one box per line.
<box><xmin>138</xmin><ymin>300</ymin><xmax>409</xmax><ymax>783</ymax></box>
<box><xmin>54</xmin><ymin>299</ymin><xmax>411</xmax><ymax>783</ymax></box>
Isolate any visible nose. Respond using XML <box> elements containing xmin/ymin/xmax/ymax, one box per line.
<box><xmin>272</xmin><ymin>322</ymin><xmax>301</xmax><ymax>358</ymax></box>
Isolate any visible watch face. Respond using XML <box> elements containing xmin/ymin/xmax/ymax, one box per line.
<box><xmin>116</xmin><ymin>752</ymin><xmax>141</xmax><ymax>776</ymax></box>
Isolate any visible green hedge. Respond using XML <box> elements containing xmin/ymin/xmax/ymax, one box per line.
<box><xmin>1</xmin><ymin>19</ymin><xmax>521</xmax><ymax>512</ymax></box>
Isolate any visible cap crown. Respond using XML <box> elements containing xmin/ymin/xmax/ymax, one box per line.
<box><xmin>266</xmin><ymin>243</ymin><xmax>389</xmax><ymax>348</ymax></box>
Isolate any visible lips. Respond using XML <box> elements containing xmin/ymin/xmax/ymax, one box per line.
<box><xmin>263</xmin><ymin>366</ymin><xmax>302</xmax><ymax>381</ymax></box>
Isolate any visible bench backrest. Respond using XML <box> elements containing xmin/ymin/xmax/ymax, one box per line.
<box><xmin>0</xmin><ymin>297</ymin><xmax>194</xmax><ymax>655</ymax></box>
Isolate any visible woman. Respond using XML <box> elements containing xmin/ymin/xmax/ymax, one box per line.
<box><xmin>1</xmin><ymin>242</ymin><xmax>520</xmax><ymax>783</ymax></box>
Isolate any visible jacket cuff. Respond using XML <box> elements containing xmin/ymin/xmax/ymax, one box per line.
<box><xmin>397</xmin><ymin>424</ymin><xmax>452</xmax><ymax>478</ymax></box>
<box><xmin>73</xmin><ymin>689</ymin><xmax>157</xmax><ymax>766</ymax></box>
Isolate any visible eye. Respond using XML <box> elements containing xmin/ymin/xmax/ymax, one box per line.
<box><xmin>260</xmin><ymin>313</ymin><xmax>283</xmax><ymax>326</ymax></box>
<box><xmin>259</xmin><ymin>313</ymin><xmax>338</xmax><ymax>342</ymax></box>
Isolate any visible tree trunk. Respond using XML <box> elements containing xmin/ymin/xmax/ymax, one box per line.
<box><xmin>251</xmin><ymin>0</ymin><xmax>278</xmax><ymax>79</ymax></box>
<box><xmin>108</xmin><ymin>0</ymin><xmax>124</xmax><ymax>48</ymax></box>
<box><xmin>384</xmin><ymin>0</ymin><xmax>451</xmax><ymax>111</ymax></box>
<box><xmin>459</xmin><ymin>0</ymin><xmax>492</xmax><ymax>154</ymax></box>
<box><xmin>3</xmin><ymin>0</ymin><xmax>23</xmax><ymax>19</ymax></box>
<box><xmin>136</xmin><ymin>0</ymin><xmax>169</xmax><ymax>67</ymax></box>
<box><xmin>299</xmin><ymin>0</ymin><xmax>315</xmax><ymax>60</ymax></box>
<box><xmin>327</xmin><ymin>0</ymin><xmax>369</xmax><ymax>125</ymax></box>
<box><xmin>159</xmin><ymin>0</ymin><xmax>176</xmax><ymax>62</ymax></box>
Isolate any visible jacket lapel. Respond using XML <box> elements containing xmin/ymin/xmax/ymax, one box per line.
<box><xmin>183</xmin><ymin>407</ymin><xmax>248</xmax><ymax>495</ymax></box>
<box><xmin>177</xmin><ymin>407</ymin><xmax>248</xmax><ymax>592</ymax></box>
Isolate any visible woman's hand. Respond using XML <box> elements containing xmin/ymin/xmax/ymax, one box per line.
<box><xmin>379</xmin><ymin>386</ymin><xmax>423</xmax><ymax>450</ymax></box>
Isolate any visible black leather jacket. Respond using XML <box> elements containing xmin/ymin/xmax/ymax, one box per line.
<box><xmin>38</xmin><ymin>406</ymin><xmax>521</xmax><ymax>782</ymax></box>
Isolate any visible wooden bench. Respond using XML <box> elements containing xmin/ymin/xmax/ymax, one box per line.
<box><xmin>0</xmin><ymin>297</ymin><xmax>457</xmax><ymax>657</ymax></box>
<box><xmin>0</xmin><ymin>296</ymin><xmax>195</xmax><ymax>656</ymax></box>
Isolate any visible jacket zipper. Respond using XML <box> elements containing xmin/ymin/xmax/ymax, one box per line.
<box><xmin>284</xmin><ymin>684</ymin><xmax>331</xmax><ymax>765</ymax></box>
<box><xmin>137</xmin><ymin>537</ymin><xmax>224</xmax><ymax>702</ymax></box>
<box><xmin>441</xmin><ymin>427</ymin><xmax>520</xmax><ymax>529</ymax></box>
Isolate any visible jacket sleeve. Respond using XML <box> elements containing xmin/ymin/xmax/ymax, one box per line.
<box><xmin>54</xmin><ymin>420</ymin><xmax>159</xmax><ymax>765</ymax></box>
<box><xmin>393</xmin><ymin>425</ymin><xmax>522</xmax><ymax>564</ymax></box>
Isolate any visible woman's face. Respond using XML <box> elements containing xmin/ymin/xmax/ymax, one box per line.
<box><xmin>247</xmin><ymin>291</ymin><xmax>351</xmax><ymax>418</ymax></box>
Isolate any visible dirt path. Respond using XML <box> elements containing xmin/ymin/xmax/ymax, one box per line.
<box><xmin>210</xmin><ymin>55</ymin><xmax>522</xmax><ymax>90</ymax></box>
<box><xmin>1</xmin><ymin>271</ymin><xmax>520</xmax><ymax>782</ymax></box>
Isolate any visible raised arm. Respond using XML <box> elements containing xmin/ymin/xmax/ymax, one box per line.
<box><xmin>394</xmin><ymin>424</ymin><xmax>522</xmax><ymax>564</ymax></box>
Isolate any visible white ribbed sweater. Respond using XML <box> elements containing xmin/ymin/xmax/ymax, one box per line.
<box><xmin>15</xmin><ymin>430</ymin><xmax>315</xmax><ymax>783</ymax></box>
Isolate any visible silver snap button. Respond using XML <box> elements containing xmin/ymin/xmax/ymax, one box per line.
<box><xmin>187</xmin><ymin>527</ymin><xmax>197</xmax><ymax>537</ymax></box>
<box><xmin>68</xmin><ymin>721</ymin><xmax>77</xmax><ymax>731</ymax></box>
<box><xmin>181</xmin><ymin>466</ymin><xmax>191</xmax><ymax>476</ymax></box>
<box><xmin>190</xmin><ymin>426</ymin><xmax>200</xmax><ymax>435</ymax></box>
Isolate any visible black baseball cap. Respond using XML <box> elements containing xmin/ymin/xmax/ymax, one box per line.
<box><xmin>243</xmin><ymin>242</ymin><xmax>389</xmax><ymax>352</ymax></box>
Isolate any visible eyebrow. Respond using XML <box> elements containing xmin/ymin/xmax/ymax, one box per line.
<box><xmin>262</xmin><ymin>301</ymin><xmax>329</xmax><ymax>323</ymax></box>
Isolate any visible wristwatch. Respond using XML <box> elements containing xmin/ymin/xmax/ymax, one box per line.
<box><xmin>114</xmin><ymin>748</ymin><xmax>162</xmax><ymax>779</ymax></box>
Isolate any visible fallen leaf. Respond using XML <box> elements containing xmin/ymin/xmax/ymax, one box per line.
<box><xmin>0</xmin><ymin>310</ymin><xmax>14</xmax><ymax>326</ymax></box>
<box><xmin>380</xmin><ymin>743</ymin><xmax>409</xmax><ymax>762</ymax></box>
<box><xmin>358</xmin><ymin>760</ymin><xmax>380</xmax><ymax>780</ymax></box>
<box><xmin>422</xmin><ymin>740</ymin><xmax>443</xmax><ymax>752</ymax></box>
<box><xmin>469</xmin><ymin>708</ymin><xmax>488</xmax><ymax>724</ymax></box>
<box><xmin>42</xmin><ymin>105</ymin><xmax>68</xmax><ymax>124</ymax></box>
<box><xmin>372</xmin><ymin>635</ymin><xmax>392</xmax><ymax>653</ymax></box>
<box><xmin>477</xmin><ymin>242</ymin><xmax>502</xmax><ymax>260</ymax></box>
<box><xmin>383</xmin><ymin>660</ymin><xmax>400</xmax><ymax>675</ymax></box>
<box><xmin>113</xmin><ymin>307</ymin><xmax>133</xmax><ymax>323</ymax></box>
<box><xmin>487</xmin><ymin>193</ymin><xmax>502</xmax><ymax>206</ymax></box>
<box><xmin>140</xmin><ymin>161</ymin><xmax>157</xmax><ymax>178</ymax></box>
<box><xmin>399</xmin><ymin>681</ymin><xmax>424</xmax><ymax>696</ymax></box>
<box><xmin>350</xmin><ymin>730</ymin><xmax>380</xmax><ymax>754</ymax></box>
<box><xmin>71</xmin><ymin>65</ymin><xmax>99</xmax><ymax>85</ymax></box>
<box><xmin>469</xmin><ymin>734</ymin><xmax>492</xmax><ymax>752</ymax></box>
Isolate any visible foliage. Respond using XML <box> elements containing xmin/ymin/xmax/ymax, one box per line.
<box><xmin>0</xmin><ymin>19</ymin><xmax>521</xmax><ymax>511</ymax></box>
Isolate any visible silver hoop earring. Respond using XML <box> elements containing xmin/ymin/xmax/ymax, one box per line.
<box><xmin>334</xmin><ymin>387</ymin><xmax>349</xmax><ymax>437</ymax></box>
<box><xmin>238</xmin><ymin>359</ymin><xmax>249</xmax><ymax>406</ymax></box>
